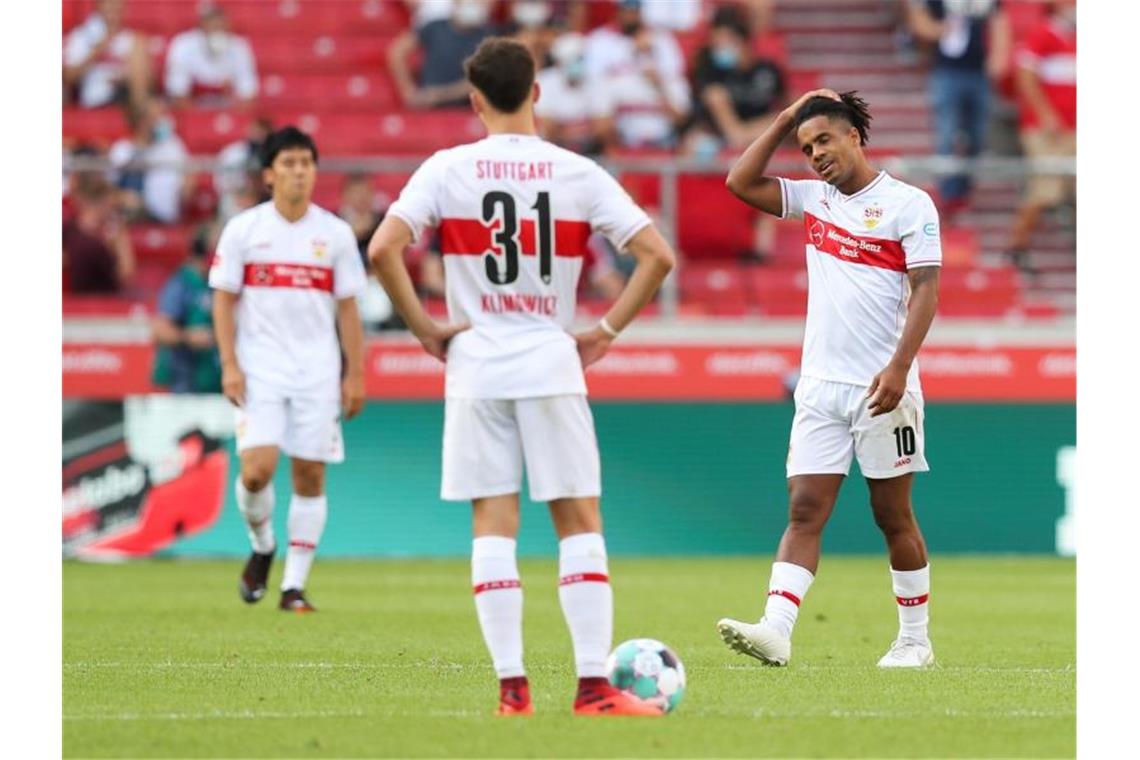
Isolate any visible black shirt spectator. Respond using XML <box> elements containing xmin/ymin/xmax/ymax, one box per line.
<box><xmin>389</xmin><ymin>1</ymin><xmax>497</xmax><ymax>109</ymax></box>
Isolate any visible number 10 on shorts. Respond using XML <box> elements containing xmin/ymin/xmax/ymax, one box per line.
<box><xmin>893</xmin><ymin>426</ymin><xmax>917</xmax><ymax>457</ymax></box>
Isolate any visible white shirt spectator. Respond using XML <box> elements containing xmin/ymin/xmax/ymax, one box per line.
<box><xmin>64</xmin><ymin>14</ymin><xmax>138</xmax><ymax>107</ymax></box>
<box><xmin>109</xmin><ymin>130</ymin><xmax>189</xmax><ymax>224</ymax></box>
<box><xmin>583</xmin><ymin>25</ymin><xmax>684</xmax><ymax>83</ymax></box>
<box><xmin>641</xmin><ymin>0</ymin><xmax>703</xmax><ymax>31</ymax></box>
<box><xmin>596</xmin><ymin>69</ymin><xmax>690</xmax><ymax>148</ymax></box>
<box><xmin>536</xmin><ymin>67</ymin><xmax>611</xmax><ymax>142</ymax></box>
<box><xmin>164</xmin><ymin>28</ymin><xmax>259</xmax><ymax>101</ymax></box>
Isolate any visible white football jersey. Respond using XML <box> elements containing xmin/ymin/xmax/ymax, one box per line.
<box><xmin>387</xmin><ymin>133</ymin><xmax>652</xmax><ymax>399</ymax></box>
<box><xmin>209</xmin><ymin>201</ymin><xmax>368</xmax><ymax>394</ymax></box>
<box><xmin>779</xmin><ymin>171</ymin><xmax>942</xmax><ymax>391</ymax></box>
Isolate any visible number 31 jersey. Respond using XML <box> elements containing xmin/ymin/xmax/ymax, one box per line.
<box><xmin>387</xmin><ymin>133</ymin><xmax>651</xmax><ymax>399</ymax></box>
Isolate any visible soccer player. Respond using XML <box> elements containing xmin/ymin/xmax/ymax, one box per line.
<box><xmin>716</xmin><ymin>90</ymin><xmax>942</xmax><ymax>668</ymax></box>
<box><xmin>368</xmin><ymin>38</ymin><xmax>676</xmax><ymax>716</ymax></box>
<box><xmin>210</xmin><ymin>127</ymin><xmax>368</xmax><ymax>613</ymax></box>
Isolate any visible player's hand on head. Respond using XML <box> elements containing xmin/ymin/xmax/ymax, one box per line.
<box><xmin>574</xmin><ymin>326</ymin><xmax>614</xmax><ymax>369</ymax></box>
<box><xmin>866</xmin><ymin>363</ymin><xmax>908</xmax><ymax>417</ymax></box>
<box><xmin>418</xmin><ymin>320</ymin><xmax>470</xmax><ymax>362</ymax></box>
<box><xmin>341</xmin><ymin>375</ymin><xmax>365</xmax><ymax>420</ymax></box>
<box><xmin>785</xmin><ymin>88</ymin><xmax>841</xmax><ymax>117</ymax></box>
<box><xmin>221</xmin><ymin>364</ymin><xmax>245</xmax><ymax>407</ymax></box>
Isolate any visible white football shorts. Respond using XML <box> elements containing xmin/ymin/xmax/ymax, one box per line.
<box><xmin>442</xmin><ymin>394</ymin><xmax>601</xmax><ymax>502</ymax></box>
<box><xmin>234</xmin><ymin>379</ymin><xmax>345</xmax><ymax>463</ymax></box>
<box><xmin>786</xmin><ymin>376</ymin><xmax>928</xmax><ymax>480</ymax></box>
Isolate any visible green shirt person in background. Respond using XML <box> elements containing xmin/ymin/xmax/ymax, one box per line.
<box><xmin>152</xmin><ymin>225</ymin><xmax>221</xmax><ymax>393</ymax></box>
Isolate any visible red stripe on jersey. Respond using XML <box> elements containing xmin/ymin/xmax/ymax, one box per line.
<box><xmin>768</xmin><ymin>589</ymin><xmax>802</xmax><ymax>606</ymax></box>
<box><xmin>473</xmin><ymin>579</ymin><xmax>522</xmax><ymax>595</ymax></box>
<box><xmin>439</xmin><ymin>218</ymin><xmax>591</xmax><ymax>258</ymax></box>
<box><xmin>242</xmin><ymin>263</ymin><xmax>335</xmax><ymax>292</ymax></box>
<box><xmin>559</xmin><ymin>572</ymin><xmax>610</xmax><ymax>586</ymax></box>
<box><xmin>896</xmin><ymin>593</ymin><xmax>929</xmax><ymax>607</ymax></box>
<box><xmin>803</xmin><ymin>212</ymin><xmax>907</xmax><ymax>272</ymax></box>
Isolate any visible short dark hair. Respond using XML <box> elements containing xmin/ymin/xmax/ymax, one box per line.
<box><xmin>464</xmin><ymin>37</ymin><xmax>536</xmax><ymax>114</ymax></box>
<box><xmin>260</xmin><ymin>126</ymin><xmax>319</xmax><ymax>168</ymax></box>
<box><xmin>711</xmin><ymin>3</ymin><xmax>751</xmax><ymax>38</ymax></box>
<box><xmin>793</xmin><ymin>91</ymin><xmax>873</xmax><ymax>146</ymax></box>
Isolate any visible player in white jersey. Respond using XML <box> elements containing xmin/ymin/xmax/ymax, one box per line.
<box><xmin>210</xmin><ymin>127</ymin><xmax>368</xmax><ymax>613</ymax></box>
<box><xmin>368</xmin><ymin>38</ymin><xmax>675</xmax><ymax>716</ymax></box>
<box><xmin>717</xmin><ymin>91</ymin><xmax>942</xmax><ymax>668</ymax></box>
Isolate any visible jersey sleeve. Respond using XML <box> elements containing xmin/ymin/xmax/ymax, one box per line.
<box><xmin>208</xmin><ymin>217</ymin><xmax>245</xmax><ymax>292</ymax></box>
<box><xmin>333</xmin><ymin>224</ymin><xmax>368</xmax><ymax>299</ymax></box>
<box><xmin>777</xmin><ymin>177</ymin><xmax>819</xmax><ymax>220</ymax></box>
<box><xmin>899</xmin><ymin>192</ymin><xmax>943</xmax><ymax>269</ymax></box>
<box><xmin>386</xmin><ymin>153</ymin><xmax>444</xmax><ymax>243</ymax></box>
<box><xmin>585</xmin><ymin>164</ymin><xmax>653</xmax><ymax>252</ymax></box>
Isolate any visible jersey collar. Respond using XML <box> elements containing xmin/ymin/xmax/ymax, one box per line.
<box><xmin>838</xmin><ymin>170</ymin><xmax>887</xmax><ymax>202</ymax></box>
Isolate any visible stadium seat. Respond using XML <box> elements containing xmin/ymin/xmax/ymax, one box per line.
<box><xmin>257</xmin><ymin>73</ymin><xmax>400</xmax><ymax>112</ymax></box>
<box><xmin>678</xmin><ymin>262</ymin><xmax>751</xmax><ymax>316</ymax></box>
<box><xmin>130</xmin><ymin>225</ymin><xmax>193</xmax><ymax>267</ymax></box>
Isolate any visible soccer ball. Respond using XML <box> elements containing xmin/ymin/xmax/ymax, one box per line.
<box><xmin>605</xmin><ymin>638</ymin><xmax>686</xmax><ymax>713</ymax></box>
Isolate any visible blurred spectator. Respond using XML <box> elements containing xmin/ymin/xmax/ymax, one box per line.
<box><xmin>685</xmin><ymin>5</ymin><xmax>785</xmax><ymax>262</ymax></box>
<box><xmin>63</xmin><ymin>144</ymin><xmax>113</xmax><ymax>223</ymax></box>
<box><xmin>685</xmin><ymin>5</ymin><xmax>785</xmax><ymax>154</ymax></box>
<box><xmin>507</xmin><ymin>1</ymin><xmax>559</xmax><ymax>65</ymax></box>
<box><xmin>164</xmin><ymin>3</ymin><xmax>259</xmax><ymax>109</ymax></box>
<box><xmin>339</xmin><ymin>174</ymin><xmax>385</xmax><ymax>262</ymax></box>
<box><xmin>214</xmin><ymin>116</ymin><xmax>274</xmax><ymax>221</ymax></box>
<box><xmin>1007</xmin><ymin>0</ymin><xmax>1076</xmax><ymax>263</ymax></box>
<box><xmin>63</xmin><ymin>0</ymin><xmax>152</xmax><ymax>109</ymax></box>
<box><xmin>582</xmin><ymin>235</ymin><xmax>629</xmax><ymax>301</ymax></box>
<box><xmin>151</xmin><ymin>224</ymin><xmax>222</xmax><ymax>393</ymax></box>
<box><xmin>109</xmin><ymin>98</ymin><xmax>191</xmax><ymax>223</ymax></box>
<box><xmin>586</xmin><ymin>0</ymin><xmax>691</xmax><ymax>150</ymax></box>
<box><xmin>536</xmin><ymin>33</ymin><xmax>608</xmax><ymax>155</ymax></box>
<box><xmin>906</xmin><ymin>0</ymin><xmax>1011</xmax><ymax>214</ymax></box>
<box><xmin>62</xmin><ymin>181</ymin><xmax>135</xmax><ymax>294</ymax></box>
<box><xmin>403</xmin><ymin>0</ymin><xmax>455</xmax><ymax>30</ymax></box>
<box><xmin>584</xmin><ymin>0</ymin><xmax>684</xmax><ymax>82</ymax></box>
<box><xmin>388</xmin><ymin>0</ymin><xmax>497</xmax><ymax>109</ymax></box>
<box><xmin>640</xmin><ymin>0</ymin><xmax>703</xmax><ymax>31</ymax></box>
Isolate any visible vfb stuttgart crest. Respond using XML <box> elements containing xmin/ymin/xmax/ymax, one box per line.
<box><xmin>312</xmin><ymin>239</ymin><xmax>329</xmax><ymax>259</ymax></box>
<box><xmin>863</xmin><ymin>204</ymin><xmax>883</xmax><ymax>229</ymax></box>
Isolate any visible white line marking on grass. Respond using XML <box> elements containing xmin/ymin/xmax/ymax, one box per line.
<box><xmin>724</xmin><ymin>664</ymin><xmax>1075</xmax><ymax>674</ymax></box>
<box><xmin>64</xmin><ymin>661</ymin><xmax>469</xmax><ymax>670</ymax></box>
<box><xmin>63</xmin><ymin>707</ymin><xmax>1074</xmax><ymax>722</ymax></box>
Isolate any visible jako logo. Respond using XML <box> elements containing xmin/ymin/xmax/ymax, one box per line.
<box><xmin>894</xmin><ymin>457</ymin><xmax>912</xmax><ymax>467</ymax></box>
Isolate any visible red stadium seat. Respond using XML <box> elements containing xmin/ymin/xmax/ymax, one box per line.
<box><xmin>63</xmin><ymin>108</ymin><xmax>130</xmax><ymax>146</ymax></box>
<box><xmin>257</xmin><ymin>73</ymin><xmax>400</xmax><ymax>112</ymax></box>
<box><xmin>250</xmin><ymin>36</ymin><xmax>389</xmax><ymax>74</ymax></box>
<box><xmin>130</xmin><ymin>225</ymin><xmax>194</xmax><ymax>266</ymax></box>
<box><xmin>679</xmin><ymin>262</ymin><xmax>750</xmax><ymax>316</ymax></box>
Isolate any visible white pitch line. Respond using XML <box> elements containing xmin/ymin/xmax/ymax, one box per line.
<box><xmin>65</xmin><ymin>661</ymin><xmax>1075</xmax><ymax>674</ymax></box>
<box><xmin>64</xmin><ymin>707</ymin><xmax>1074</xmax><ymax>723</ymax></box>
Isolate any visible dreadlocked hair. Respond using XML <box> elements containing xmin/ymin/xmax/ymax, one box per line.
<box><xmin>793</xmin><ymin>91</ymin><xmax>873</xmax><ymax>145</ymax></box>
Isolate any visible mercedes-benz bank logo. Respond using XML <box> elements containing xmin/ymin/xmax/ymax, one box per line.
<box><xmin>808</xmin><ymin>220</ymin><xmax>826</xmax><ymax>248</ymax></box>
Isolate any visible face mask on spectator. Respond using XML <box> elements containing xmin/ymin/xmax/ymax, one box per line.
<box><xmin>152</xmin><ymin>118</ymin><xmax>174</xmax><ymax>142</ymax></box>
<box><xmin>563</xmin><ymin>58</ymin><xmax>586</xmax><ymax>83</ymax></box>
<box><xmin>453</xmin><ymin>1</ymin><xmax>489</xmax><ymax>28</ymax></box>
<box><xmin>513</xmin><ymin>1</ymin><xmax>550</xmax><ymax>29</ymax></box>
<box><xmin>712</xmin><ymin>45</ymin><xmax>740</xmax><ymax>69</ymax></box>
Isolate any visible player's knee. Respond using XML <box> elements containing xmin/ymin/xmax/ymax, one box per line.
<box><xmin>292</xmin><ymin>463</ymin><xmax>325</xmax><ymax>497</ymax></box>
<box><xmin>871</xmin><ymin>503</ymin><xmax>916</xmax><ymax>538</ymax></box>
<box><xmin>240</xmin><ymin>466</ymin><xmax>273</xmax><ymax>493</ymax></box>
<box><xmin>787</xmin><ymin>492</ymin><xmax>830</xmax><ymax>534</ymax></box>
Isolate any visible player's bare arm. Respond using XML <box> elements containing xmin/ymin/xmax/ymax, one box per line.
<box><xmin>725</xmin><ymin>88</ymin><xmax>840</xmax><ymax>215</ymax></box>
<box><xmin>574</xmin><ymin>224</ymin><xmax>675</xmax><ymax>369</ymax></box>
<box><xmin>211</xmin><ymin>289</ymin><xmax>245</xmax><ymax>406</ymax></box>
<box><xmin>367</xmin><ymin>214</ymin><xmax>469</xmax><ymax>362</ymax></box>
<box><xmin>336</xmin><ymin>297</ymin><xmax>366</xmax><ymax>420</ymax></box>
<box><xmin>867</xmin><ymin>266</ymin><xmax>940</xmax><ymax>417</ymax></box>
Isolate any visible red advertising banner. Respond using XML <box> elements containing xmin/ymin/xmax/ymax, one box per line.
<box><xmin>63</xmin><ymin>342</ymin><xmax>1075</xmax><ymax>401</ymax></box>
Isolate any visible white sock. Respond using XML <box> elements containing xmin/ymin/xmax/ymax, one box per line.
<box><xmin>891</xmin><ymin>564</ymin><xmax>931</xmax><ymax>643</ymax></box>
<box><xmin>558</xmin><ymin>532</ymin><xmax>612</xmax><ymax>678</ymax></box>
<box><xmin>472</xmin><ymin>536</ymin><xmax>525</xmax><ymax>679</ymax></box>
<box><xmin>235</xmin><ymin>478</ymin><xmax>275</xmax><ymax>554</ymax></box>
<box><xmin>281</xmin><ymin>494</ymin><xmax>327</xmax><ymax>592</ymax></box>
<box><xmin>763</xmin><ymin>561</ymin><xmax>815</xmax><ymax>638</ymax></box>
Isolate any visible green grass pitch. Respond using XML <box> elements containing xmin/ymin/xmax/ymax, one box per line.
<box><xmin>64</xmin><ymin>556</ymin><xmax>1074</xmax><ymax>758</ymax></box>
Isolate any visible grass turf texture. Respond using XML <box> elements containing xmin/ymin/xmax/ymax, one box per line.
<box><xmin>64</xmin><ymin>556</ymin><xmax>1074</xmax><ymax>758</ymax></box>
